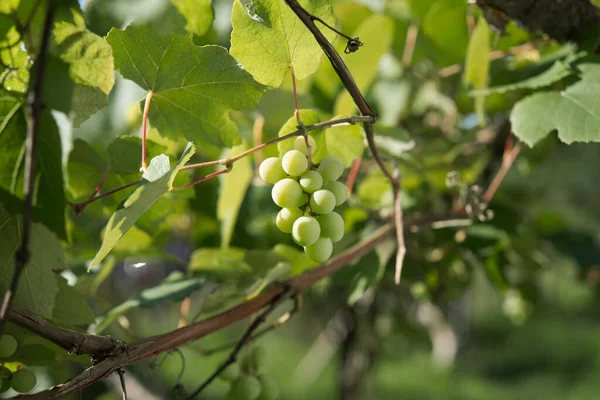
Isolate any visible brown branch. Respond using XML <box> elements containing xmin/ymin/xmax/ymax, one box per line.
<box><xmin>0</xmin><ymin>5</ymin><xmax>55</xmax><ymax>334</ymax></box>
<box><xmin>69</xmin><ymin>180</ymin><xmax>142</xmax><ymax>215</ymax></box>
<box><xmin>483</xmin><ymin>135</ymin><xmax>522</xmax><ymax>203</ymax></box>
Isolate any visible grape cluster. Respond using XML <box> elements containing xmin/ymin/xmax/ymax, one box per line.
<box><xmin>0</xmin><ymin>334</ymin><xmax>37</xmax><ymax>394</ymax></box>
<box><xmin>259</xmin><ymin>137</ymin><xmax>347</xmax><ymax>262</ymax></box>
<box><xmin>219</xmin><ymin>346</ymin><xmax>278</xmax><ymax>400</ymax></box>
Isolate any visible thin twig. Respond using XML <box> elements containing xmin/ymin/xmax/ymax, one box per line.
<box><xmin>185</xmin><ymin>288</ymin><xmax>294</xmax><ymax>399</ymax></box>
<box><xmin>483</xmin><ymin>136</ymin><xmax>522</xmax><ymax>203</ymax></box>
<box><xmin>0</xmin><ymin>5</ymin><xmax>55</xmax><ymax>334</ymax></box>
<box><xmin>170</xmin><ymin>169</ymin><xmax>229</xmax><ymax>191</ymax></box>
<box><xmin>69</xmin><ymin>180</ymin><xmax>141</xmax><ymax>215</ymax></box>
<box><xmin>345</xmin><ymin>158</ymin><xmax>362</xmax><ymax>193</ymax></box>
<box><xmin>402</xmin><ymin>24</ymin><xmax>418</xmax><ymax>68</ymax></box>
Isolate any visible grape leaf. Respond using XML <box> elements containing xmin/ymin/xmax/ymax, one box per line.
<box><xmin>0</xmin><ymin>206</ymin><xmax>63</xmax><ymax>319</ymax></box>
<box><xmin>90</xmin><ymin>143</ymin><xmax>195</xmax><ymax>268</ymax></box>
<box><xmin>334</xmin><ymin>15</ymin><xmax>394</xmax><ymax>115</ymax></box>
<box><xmin>171</xmin><ymin>0</ymin><xmax>214</xmax><ymax>37</ymax></box>
<box><xmin>511</xmin><ymin>65</ymin><xmax>600</xmax><ymax>146</ymax></box>
<box><xmin>53</xmin><ymin>11</ymin><xmax>116</xmax><ymax>126</ymax></box>
<box><xmin>107</xmin><ymin>24</ymin><xmax>265</xmax><ymax>147</ymax></box>
<box><xmin>230</xmin><ymin>0</ymin><xmax>336</xmax><ymax>87</ymax></box>
<box><xmin>464</xmin><ymin>16</ymin><xmax>490</xmax><ymax>125</ymax></box>
<box><xmin>189</xmin><ymin>247</ymin><xmax>251</xmax><ymax>279</ymax></box>
<box><xmin>277</xmin><ymin>110</ymin><xmax>364</xmax><ymax>167</ymax></box>
<box><xmin>422</xmin><ymin>0</ymin><xmax>468</xmax><ymax>64</ymax></box>
<box><xmin>218</xmin><ymin>143</ymin><xmax>253</xmax><ymax>248</ymax></box>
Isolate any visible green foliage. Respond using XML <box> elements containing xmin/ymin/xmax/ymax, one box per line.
<box><xmin>107</xmin><ymin>24</ymin><xmax>265</xmax><ymax>147</ymax></box>
<box><xmin>230</xmin><ymin>0</ymin><xmax>336</xmax><ymax>87</ymax></box>
<box><xmin>511</xmin><ymin>64</ymin><xmax>600</xmax><ymax>146</ymax></box>
<box><xmin>464</xmin><ymin>17</ymin><xmax>490</xmax><ymax>124</ymax></box>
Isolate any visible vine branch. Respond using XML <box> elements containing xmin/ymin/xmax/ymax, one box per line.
<box><xmin>0</xmin><ymin>4</ymin><xmax>56</xmax><ymax>334</ymax></box>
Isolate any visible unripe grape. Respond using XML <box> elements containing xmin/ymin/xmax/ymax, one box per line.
<box><xmin>11</xmin><ymin>368</ymin><xmax>36</xmax><ymax>393</ymax></box>
<box><xmin>281</xmin><ymin>150</ymin><xmax>308</xmax><ymax>177</ymax></box>
<box><xmin>299</xmin><ymin>170</ymin><xmax>323</xmax><ymax>193</ymax></box>
<box><xmin>251</xmin><ymin>346</ymin><xmax>267</xmax><ymax>370</ymax></box>
<box><xmin>271</xmin><ymin>179</ymin><xmax>304</xmax><ymax>208</ymax></box>
<box><xmin>219</xmin><ymin>362</ymin><xmax>241</xmax><ymax>382</ymax></box>
<box><xmin>317</xmin><ymin>156</ymin><xmax>343</xmax><ymax>182</ymax></box>
<box><xmin>323</xmin><ymin>181</ymin><xmax>348</xmax><ymax>206</ymax></box>
<box><xmin>0</xmin><ymin>366</ymin><xmax>11</xmax><ymax>394</ymax></box>
<box><xmin>0</xmin><ymin>334</ymin><xmax>17</xmax><ymax>358</ymax></box>
<box><xmin>257</xmin><ymin>374</ymin><xmax>279</xmax><ymax>400</ymax></box>
<box><xmin>292</xmin><ymin>216</ymin><xmax>320</xmax><ymax>246</ymax></box>
<box><xmin>276</xmin><ymin>208</ymin><xmax>303</xmax><ymax>233</ymax></box>
<box><xmin>259</xmin><ymin>158</ymin><xmax>287</xmax><ymax>184</ymax></box>
<box><xmin>318</xmin><ymin>212</ymin><xmax>344</xmax><ymax>242</ymax></box>
<box><xmin>294</xmin><ymin>135</ymin><xmax>316</xmax><ymax>155</ymax></box>
<box><xmin>310</xmin><ymin>189</ymin><xmax>336</xmax><ymax>214</ymax></box>
<box><xmin>305</xmin><ymin>237</ymin><xmax>333</xmax><ymax>262</ymax></box>
<box><xmin>226</xmin><ymin>375</ymin><xmax>262</xmax><ymax>400</ymax></box>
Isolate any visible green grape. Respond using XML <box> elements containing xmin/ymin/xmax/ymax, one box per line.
<box><xmin>276</xmin><ymin>207</ymin><xmax>303</xmax><ymax>233</ymax></box>
<box><xmin>281</xmin><ymin>150</ymin><xmax>308</xmax><ymax>177</ymax></box>
<box><xmin>294</xmin><ymin>135</ymin><xmax>317</xmax><ymax>155</ymax></box>
<box><xmin>219</xmin><ymin>362</ymin><xmax>241</xmax><ymax>382</ymax></box>
<box><xmin>257</xmin><ymin>374</ymin><xmax>279</xmax><ymax>400</ymax></box>
<box><xmin>305</xmin><ymin>237</ymin><xmax>333</xmax><ymax>262</ymax></box>
<box><xmin>0</xmin><ymin>334</ymin><xmax>17</xmax><ymax>358</ymax></box>
<box><xmin>10</xmin><ymin>368</ymin><xmax>36</xmax><ymax>393</ymax></box>
<box><xmin>259</xmin><ymin>157</ymin><xmax>287</xmax><ymax>184</ymax></box>
<box><xmin>226</xmin><ymin>375</ymin><xmax>262</xmax><ymax>400</ymax></box>
<box><xmin>299</xmin><ymin>170</ymin><xmax>323</xmax><ymax>193</ymax></box>
<box><xmin>0</xmin><ymin>366</ymin><xmax>11</xmax><ymax>394</ymax></box>
<box><xmin>323</xmin><ymin>181</ymin><xmax>348</xmax><ymax>206</ymax></box>
<box><xmin>318</xmin><ymin>212</ymin><xmax>344</xmax><ymax>242</ymax></box>
<box><xmin>292</xmin><ymin>216</ymin><xmax>320</xmax><ymax>246</ymax></box>
<box><xmin>251</xmin><ymin>346</ymin><xmax>267</xmax><ymax>371</ymax></box>
<box><xmin>271</xmin><ymin>178</ymin><xmax>304</xmax><ymax>208</ymax></box>
<box><xmin>317</xmin><ymin>156</ymin><xmax>343</xmax><ymax>182</ymax></box>
<box><xmin>309</xmin><ymin>189</ymin><xmax>336</xmax><ymax>214</ymax></box>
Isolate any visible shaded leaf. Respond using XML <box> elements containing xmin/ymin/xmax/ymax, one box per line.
<box><xmin>511</xmin><ymin>64</ymin><xmax>600</xmax><ymax>146</ymax></box>
<box><xmin>230</xmin><ymin>0</ymin><xmax>336</xmax><ymax>87</ymax></box>
<box><xmin>189</xmin><ymin>247</ymin><xmax>251</xmax><ymax>279</ymax></box>
<box><xmin>0</xmin><ymin>205</ymin><xmax>62</xmax><ymax>318</ymax></box>
<box><xmin>90</xmin><ymin>143</ymin><xmax>195</xmax><ymax>268</ymax></box>
<box><xmin>107</xmin><ymin>24</ymin><xmax>265</xmax><ymax>147</ymax></box>
<box><xmin>422</xmin><ymin>0</ymin><xmax>468</xmax><ymax>64</ymax></box>
<box><xmin>52</xmin><ymin>276</ymin><xmax>95</xmax><ymax>325</ymax></box>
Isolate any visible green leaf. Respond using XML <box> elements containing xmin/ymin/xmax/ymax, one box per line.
<box><xmin>89</xmin><ymin>143</ymin><xmax>195</xmax><ymax>268</ymax></box>
<box><xmin>0</xmin><ymin>28</ymin><xmax>29</xmax><ymax>93</ymax></box>
<box><xmin>52</xmin><ymin>10</ymin><xmax>116</xmax><ymax>126</ymax></box>
<box><xmin>89</xmin><ymin>271</ymin><xmax>207</xmax><ymax>334</ymax></box>
<box><xmin>313</xmin><ymin>119</ymin><xmax>364</xmax><ymax>167</ymax></box>
<box><xmin>464</xmin><ymin>17</ymin><xmax>490</xmax><ymax>125</ymax></box>
<box><xmin>511</xmin><ymin>65</ymin><xmax>600</xmax><ymax>146</ymax></box>
<box><xmin>333</xmin><ymin>15</ymin><xmax>394</xmax><ymax>115</ymax></box>
<box><xmin>107</xmin><ymin>24</ymin><xmax>265</xmax><ymax>147</ymax></box>
<box><xmin>477</xmin><ymin>60</ymin><xmax>574</xmax><ymax>95</ymax></box>
<box><xmin>52</xmin><ymin>276</ymin><xmax>95</xmax><ymax>325</ymax></box>
<box><xmin>218</xmin><ymin>143</ymin><xmax>253</xmax><ymax>248</ymax></box>
<box><xmin>230</xmin><ymin>0</ymin><xmax>336</xmax><ymax>87</ymax></box>
<box><xmin>277</xmin><ymin>110</ymin><xmax>364</xmax><ymax>167</ymax></box>
<box><xmin>273</xmin><ymin>244</ymin><xmax>317</xmax><ymax>275</ymax></box>
<box><xmin>0</xmin><ymin>206</ymin><xmax>62</xmax><ymax>318</ymax></box>
<box><xmin>171</xmin><ymin>0</ymin><xmax>214</xmax><ymax>36</ymax></box>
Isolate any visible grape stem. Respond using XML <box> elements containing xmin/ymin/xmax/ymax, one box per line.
<box><xmin>141</xmin><ymin>91</ymin><xmax>154</xmax><ymax>172</ymax></box>
<box><xmin>289</xmin><ymin>63</ymin><xmax>313</xmax><ymax>169</ymax></box>
<box><xmin>174</xmin><ymin>116</ymin><xmax>372</xmax><ymax>189</ymax></box>
<box><xmin>0</xmin><ymin>4</ymin><xmax>56</xmax><ymax>335</ymax></box>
